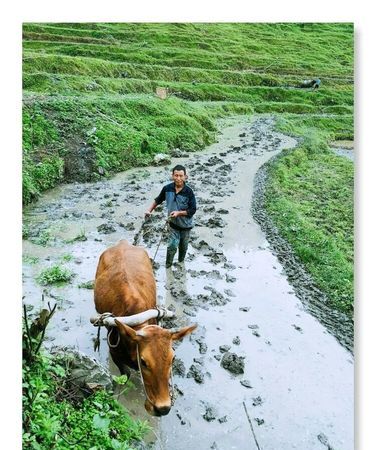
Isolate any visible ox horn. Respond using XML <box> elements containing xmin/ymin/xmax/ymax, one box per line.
<box><xmin>90</xmin><ymin>307</ymin><xmax>175</xmax><ymax>327</ymax></box>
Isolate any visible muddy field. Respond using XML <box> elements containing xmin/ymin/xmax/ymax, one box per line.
<box><xmin>23</xmin><ymin>116</ymin><xmax>353</xmax><ymax>450</ymax></box>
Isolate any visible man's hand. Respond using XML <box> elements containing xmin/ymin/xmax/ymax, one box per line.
<box><xmin>144</xmin><ymin>210</ymin><xmax>152</xmax><ymax>219</ymax></box>
<box><xmin>170</xmin><ymin>211</ymin><xmax>181</xmax><ymax>218</ymax></box>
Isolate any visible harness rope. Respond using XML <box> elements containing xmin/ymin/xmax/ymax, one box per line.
<box><xmin>132</xmin><ymin>217</ymin><xmax>170</xmax><ymax>264</ymax></box>
<box><xmin>151</xmin><ymin>219</ymin><xmax>170</xmax><ymax>263</ymax></box>
<box><xmin>92</xmin><ymin>309</ymin><xmax>175</xmax><ymax>405</ymax></box>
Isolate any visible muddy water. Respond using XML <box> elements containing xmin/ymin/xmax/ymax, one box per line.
<box><xmin>330</xmin><ymin>140</ymin><xmax>355</xmax><ymax>162</ymax></box>
<box><xmin>23</xmin><ymin>116</ymin><xmax>353</xmax><ymax>450</ymax></box>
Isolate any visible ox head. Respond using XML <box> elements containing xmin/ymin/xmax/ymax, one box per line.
<box><xmin>114</xmin><ymin>319</ymin><xmax>196</xmax><ymax>416</ymax></box>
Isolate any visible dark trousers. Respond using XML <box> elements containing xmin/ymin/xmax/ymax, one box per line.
<box><xmin>166</xmin><ymin>226</ymin><xmax>191</xmax><ymax>267</ymax></box>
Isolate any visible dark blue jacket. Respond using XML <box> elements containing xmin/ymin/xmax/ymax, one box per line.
<box><xmin>155</xmin><ymin>182</ymin><xmax>196</xmax><ymax>230</ymax></box>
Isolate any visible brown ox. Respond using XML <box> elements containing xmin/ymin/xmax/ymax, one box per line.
<box><xmin>94</xmin><ymin>240</ymin><xmax>196</xmax><ymax>416</ymax></box>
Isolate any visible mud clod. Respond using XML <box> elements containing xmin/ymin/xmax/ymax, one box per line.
<box><xmin>219</xmin><ymin>345</ymin><xmax>231</xmax><ymax>353</ymax></box>
<box><xmin>202</xmin><ymin>404</ymin><xmax>217</xmax><ymax>422</ymax></box>
<box><xmin>252</xmin><ymin>396</ymin><xmax>263</xmax><ymax>406</ymax></box>
<box><xmin>254</xmin><ymin>418</ymin><xmax>265</xmax><ymax>425</ymax></box>
<box><xmin>173</xmin><ymin>358</ymin><xmax>186</xmax><ymax>377</ymax></box>
<box><xmin>97</xmin><ymin>223</ymin><xmax>116</xmax><ymax>234</ymax></box>
<box><xmin>220</xmin><ymin>352</ymin><xmax>245</xmax><ymax>374</ymax></box>
<box><xmin>195</xmin><ymin>338</ymin><xmax>208</xmax><ymax>354</ymax></box>
<box><xmin>187</xmin><ymin>364</ymin><xmax>205</xmax><ymax>383</ymax></box>
<box><xmin>317</xmin><ymin>432</ymin><xmax>334</xmax><ymax>450</ymax></box>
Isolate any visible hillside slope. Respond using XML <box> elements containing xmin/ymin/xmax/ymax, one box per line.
<box><xmin>22</xmin><ymin>22</ymin><xmax>353</xmax><ymax>203</ymax></box>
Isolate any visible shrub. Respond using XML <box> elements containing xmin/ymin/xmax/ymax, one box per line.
<box><xmin>37</xmin><ymin>265</ymin><xmax>75</xmax><ymax>285</ymax></box>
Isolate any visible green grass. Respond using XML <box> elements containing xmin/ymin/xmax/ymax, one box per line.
<box><xmin>22</xmin><ymin>23</ymin><xmax>353</xmax><ymax>205</ymax></box>
<box><xmin>23</xmin><ymin>351</ymin><xmax>149</xmax><ymax>449</ymax></box>
<box><xmin>22</xmin><ymin>94</ymin><xmax>254</xmax><ymax>203</ymax></box>
<box><xmin>37</xmin><ymin>265</ymin><xmax>75</xmax><ymax>286</ymax></box>
<box><xmin>23</xmin><ymin>255</ymin><xmax>40</xmax><ymax>265</ymax></box>
<box><xmin>264</xmin><ymin>115</ymin><xmax>354</xmax><ymax>314</ymax></box>
<box><xmin>78</xmin><ymin>280</ymin><xmax>95</xmax><ymax>289</ymax></box>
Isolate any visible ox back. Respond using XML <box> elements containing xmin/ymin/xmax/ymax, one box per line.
<box><xmin>94</xmin><ymin>240</ymin><xmax>157</xmax><ymax>318</ymax></box>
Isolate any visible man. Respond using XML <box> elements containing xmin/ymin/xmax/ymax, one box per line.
<box><xmin>145</xmin><ymin>165</ymin><xmax>197</xmax><ymax>268</ymax></box>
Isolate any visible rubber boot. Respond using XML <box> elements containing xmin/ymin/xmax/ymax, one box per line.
<box><xmin>178</xmin><ymin>239</ymin><xmax>188</xmax><ymax>262</ymax></box>
<box><xmin>166</xmin><ymin>247</ymin><xmax>177</xmax><ymax>268</ymax></box>
<box><xmin>178</xmin><ymin>248</ymin><xmax>187</xmax><ymax>263</ymax></box>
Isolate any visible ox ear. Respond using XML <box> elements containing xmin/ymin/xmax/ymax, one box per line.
<box><xmin>115</xmin><ymin>320</ymin><xmax>141</xmax><ymax>342</ymax></box>
<box><xmin>170</xmin><ymin>324</ymin><xmax>197</xmax><ymax>341</ymax></box>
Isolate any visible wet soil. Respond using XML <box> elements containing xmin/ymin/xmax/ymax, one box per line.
<box><xmin>23</xmin><ymin>115</ymin><xmax>353</xmax><ymax>450</ymax></box>
<box><xmin>330</xmin><ymin>140</ymin><xmax>355</xmax><ymax>162</ymax></box>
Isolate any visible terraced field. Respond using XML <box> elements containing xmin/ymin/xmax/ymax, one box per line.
<box><xmin>22</xmin><ymin>23</ymin><xmax>354</xmax><ymax>449</ymax></box>
<box><xmin>22</xmin><ymin>22</ymin><xmax>353</xmax><ymax>203</ymax></box>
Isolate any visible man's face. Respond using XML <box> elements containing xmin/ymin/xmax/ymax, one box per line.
<box><xmin>172</xmin><ymin>170</ymin><xmax>186</xmax><ymax>187</ymax></box>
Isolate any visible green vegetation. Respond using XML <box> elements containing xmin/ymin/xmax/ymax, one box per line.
<box><xmin>264</xmin><ymin>115</ymin><xmax>354</xmax><ymax>314</ymax></box>
<box><xmin>60</xmin><ymin>253</ymin><xmax>74</xmax><ymax>262</ymax></box>
<box><xmin>66</xmin><ymin>229</ymin><xmax>88</xmax><ymax>243</ymax></box>
<box><xmin>23</xmin><ymin>358</ymin><xmax>148</xmax><ymax>449</ymax></box>
<box><xmin>78</xmin><ymin>280</ymin><xmax>95</xmax><ymax>289</ymax></box>
<box><xmin>37</xmin><ymin>264</ymin><xmax>75</xmax><ymax>286</ymax></box>
<box><xmin>23</xmin><ymin>306</ymin><xmax>148</xmax><ymax>449</ymax></box>
<box><xmin>23</xmin><ymin>254</ymin><xmax>40</xmax><ymax>265</ymax></box>
<box><xmin>29</xmin><ymin>229</ymin><xmax>53</xmax><ymax>246</ymax></box>
<box><xmin>22</xmin><ymin>23</ymin><xmax>353</xmax><ymax>204</ymax></box>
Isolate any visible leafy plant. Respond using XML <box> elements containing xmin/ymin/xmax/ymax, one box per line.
<box><xmin>23</xmin><ymin>254</ymin><xmax>40</xmax><ymax>265</ymax></box>
<box><xmin>78</xmin><ymin>280</ymin><xmax>95</xmax><ymax>289</ymax></box>
<box><xmin>22</xmin><ymin>305</ymin><xmax>149</xmax><ymax>449</ymax></box>
<box><xmin>37</xmin><ymin>265</ymin><xmax>75</xmax><ymax>286</ymax></box>
<box><xmin>60</xmin><ymin>253</ymin><xmax>74</xmax><ymax>262</ymax></box>
<box><xmin>66</xmin><ymin>229</ymin><xmax>88</xmax><ymax>243</ymax></box>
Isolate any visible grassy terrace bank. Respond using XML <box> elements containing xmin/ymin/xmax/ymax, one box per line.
<box><xmin>269</xmin><ymin>114</ymin><xmax>354</xmax><ymax>314</ymax></box>
<box><xmin>23</xmin><ymin>23</ymin><xmax>353</xmax><ymax>205</ymax></box>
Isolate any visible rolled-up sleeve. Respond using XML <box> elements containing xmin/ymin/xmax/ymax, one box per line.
<box><xmin>154</xmin><ymin>186</ymin><xmax>166</xmax><ymax>205</ymax></box>
<box><xmin>186</xmin><ymin>190</ymin><xmax>197</xmax><ymax>218</ymax></box>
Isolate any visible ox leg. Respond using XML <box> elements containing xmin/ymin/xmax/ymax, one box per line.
<box><xmin>110</xmin><ymin>351</ymin><xmax>131</xmax><ymax>378</ymax></box>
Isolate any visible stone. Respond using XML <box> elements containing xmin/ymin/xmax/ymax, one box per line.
<box><xmin>153</xmin><ymin>153</ymin><xmax>171</xmax><ymax>165</ymax></box>
<box><xmin>51</xmin><ymin>347</ymin><xmax>113</xmax><ymax>395</ymax></box>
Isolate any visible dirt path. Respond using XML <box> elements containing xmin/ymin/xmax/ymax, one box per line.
<box><xmin>23</xmin><ymin>116</ymin><xmax>353</xmax><ymax>450</ymax></box>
